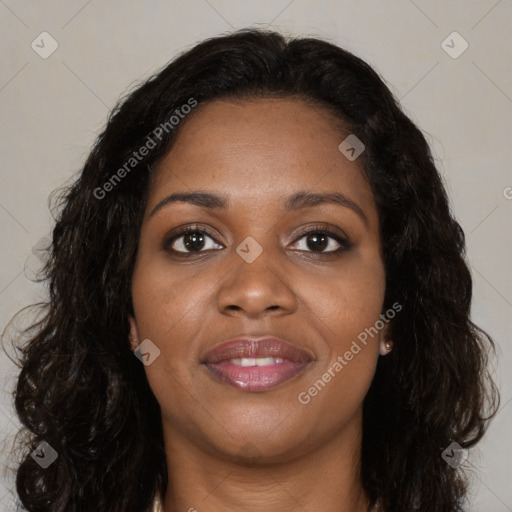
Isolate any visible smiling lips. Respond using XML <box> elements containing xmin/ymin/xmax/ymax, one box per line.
<box><xmin>202</xmin><ymin>337</ymin><xmax>312</xmax><ymax>392</ymax></box>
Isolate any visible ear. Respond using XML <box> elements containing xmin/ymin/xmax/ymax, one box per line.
<box><xmin>378</xmin><ymin>323</ymin><xmax>393</xmax><ymax>356</ymax></box>
<box><xmin>128</xmin><ymin>315</ymin><xmax>140</xmax><ymax>351</ymax></box>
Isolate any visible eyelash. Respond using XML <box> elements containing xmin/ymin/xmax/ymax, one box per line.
<box><xmin>162</xmin><ymin>223</ymin><xmax>352</xmax><ymax>258</ymax></box>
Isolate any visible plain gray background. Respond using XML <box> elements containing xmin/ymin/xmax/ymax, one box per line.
<box><xmin>1</xmin><ymin>1</ymin><xmax>511</xmax><ymax>510</ymax></box>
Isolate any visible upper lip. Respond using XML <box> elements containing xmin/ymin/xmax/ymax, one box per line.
<box><xmin>202</xmin><ymin>337</ymin><xmax>313</xmax><ymax>364</ymax></box>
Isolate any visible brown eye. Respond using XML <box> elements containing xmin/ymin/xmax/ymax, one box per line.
<box><xmin>291</xmin><ymin>227</ymin><xmax>351</xmax><ymax>254</ymax></box>
<box><xmin>164</xmin><ymin>227</ymin><xmax>223</xmax><ymax>254</ymax></box>
<box><xmin>180</xmin><ymin>232</ymin><xmax>206</xmax><ymax>252</ymax></box>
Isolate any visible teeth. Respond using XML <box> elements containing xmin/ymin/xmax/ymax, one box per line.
<box><xmin>230</xmin><ymin>357</ymin><xmax>285</xmax><ymax>367</ymax></box>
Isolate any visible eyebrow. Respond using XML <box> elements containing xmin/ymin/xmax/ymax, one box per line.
<box><xmin>149</xmin><ymin>191</ymin><xmax>369</xmax><ymax>226</ymax></box>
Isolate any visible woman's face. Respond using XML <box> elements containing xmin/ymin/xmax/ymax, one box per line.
<box><xmin>129</xmin><ymin>97</ymin><xmax>388</xmax><ymax>464</ymax></box>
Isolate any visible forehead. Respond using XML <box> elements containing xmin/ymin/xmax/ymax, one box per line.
<box><xmin>147</xmin><ymin>98</ymin><xmax>377</xmax><ymax>223</ymax></box>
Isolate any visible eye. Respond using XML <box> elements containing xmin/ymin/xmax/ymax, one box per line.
<box><xmin>163</xmin><ymin>225</ymin><xmax>223</xmax><ymax>255</ymax></box>
<box><xmin>290</xmin><ymin>225</ymin><xmax>351</xmax><ymax>254</ymax></box>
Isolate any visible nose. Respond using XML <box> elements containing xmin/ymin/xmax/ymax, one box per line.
<box><xmin>216</xmin><ymin>241</ymin><xmax>298</xmax><ymax>318</ymax></box>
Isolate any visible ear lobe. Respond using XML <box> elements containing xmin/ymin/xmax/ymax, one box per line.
<box><xmin>128</xmin><ymin>315</ymin><xmax>140</xmax><ymax>351</ymax></box>
<box><xmin>378</xmin><ymin>323</ymin><xmax>393</xmax><ymax>356</ymax></box>
<box><xmin>379</xmin><ymin>339</ymin><xmax>393</xmax><ymax>356</ymax></box>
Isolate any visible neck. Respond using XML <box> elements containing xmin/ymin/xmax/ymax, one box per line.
<box><xmin>160</xmin><ymin>409</ymin><xmax>371</xmax><ymax>512</ymax></box>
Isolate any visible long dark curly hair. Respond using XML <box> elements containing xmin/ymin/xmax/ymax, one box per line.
<box><xmin>2</xmin><ymin>28</ymin><xmax>500</xmax><ymax>512</ymax></box>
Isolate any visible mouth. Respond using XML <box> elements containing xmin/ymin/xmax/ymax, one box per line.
<box><xmin>201</xmin><ymin>337</ymin><xmax>313</xmax><ymax>392</ymax></box>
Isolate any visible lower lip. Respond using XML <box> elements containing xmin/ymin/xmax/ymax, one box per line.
<box><xmin>203</xmin><ymin>360</ymin><xmax>310</xmax><ymax>392</ymax></box>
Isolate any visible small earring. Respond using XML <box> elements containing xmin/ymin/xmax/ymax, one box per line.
<box><xmin>380</xmin><ymin>340</ymin><xmax>393</xmax><ymax>356</ymax></box>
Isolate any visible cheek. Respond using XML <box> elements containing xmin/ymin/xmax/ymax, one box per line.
<box><xmin>304</xmin><ymin>257</ymin><xmax>386</xmax><ymax>343</ymax></box>
<box><xmin>130</xmin><ymin>265</ymin><xmax>207</xmax><ymax>414</ymax></box>
<box><xmin>130</xmin><ymin>257</ymin><xmax>210</xmax><ymax>359</ymax></box>
<box><xmin>297</xmin><ymin>259</ymin><xmax>385</xmax><ymax>407</ymax></box>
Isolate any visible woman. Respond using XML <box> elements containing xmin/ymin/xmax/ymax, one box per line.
<box><xmin>5</xmin><ymin>28</ymin><xmax>499</xmax><ymax>511</ymax></box>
